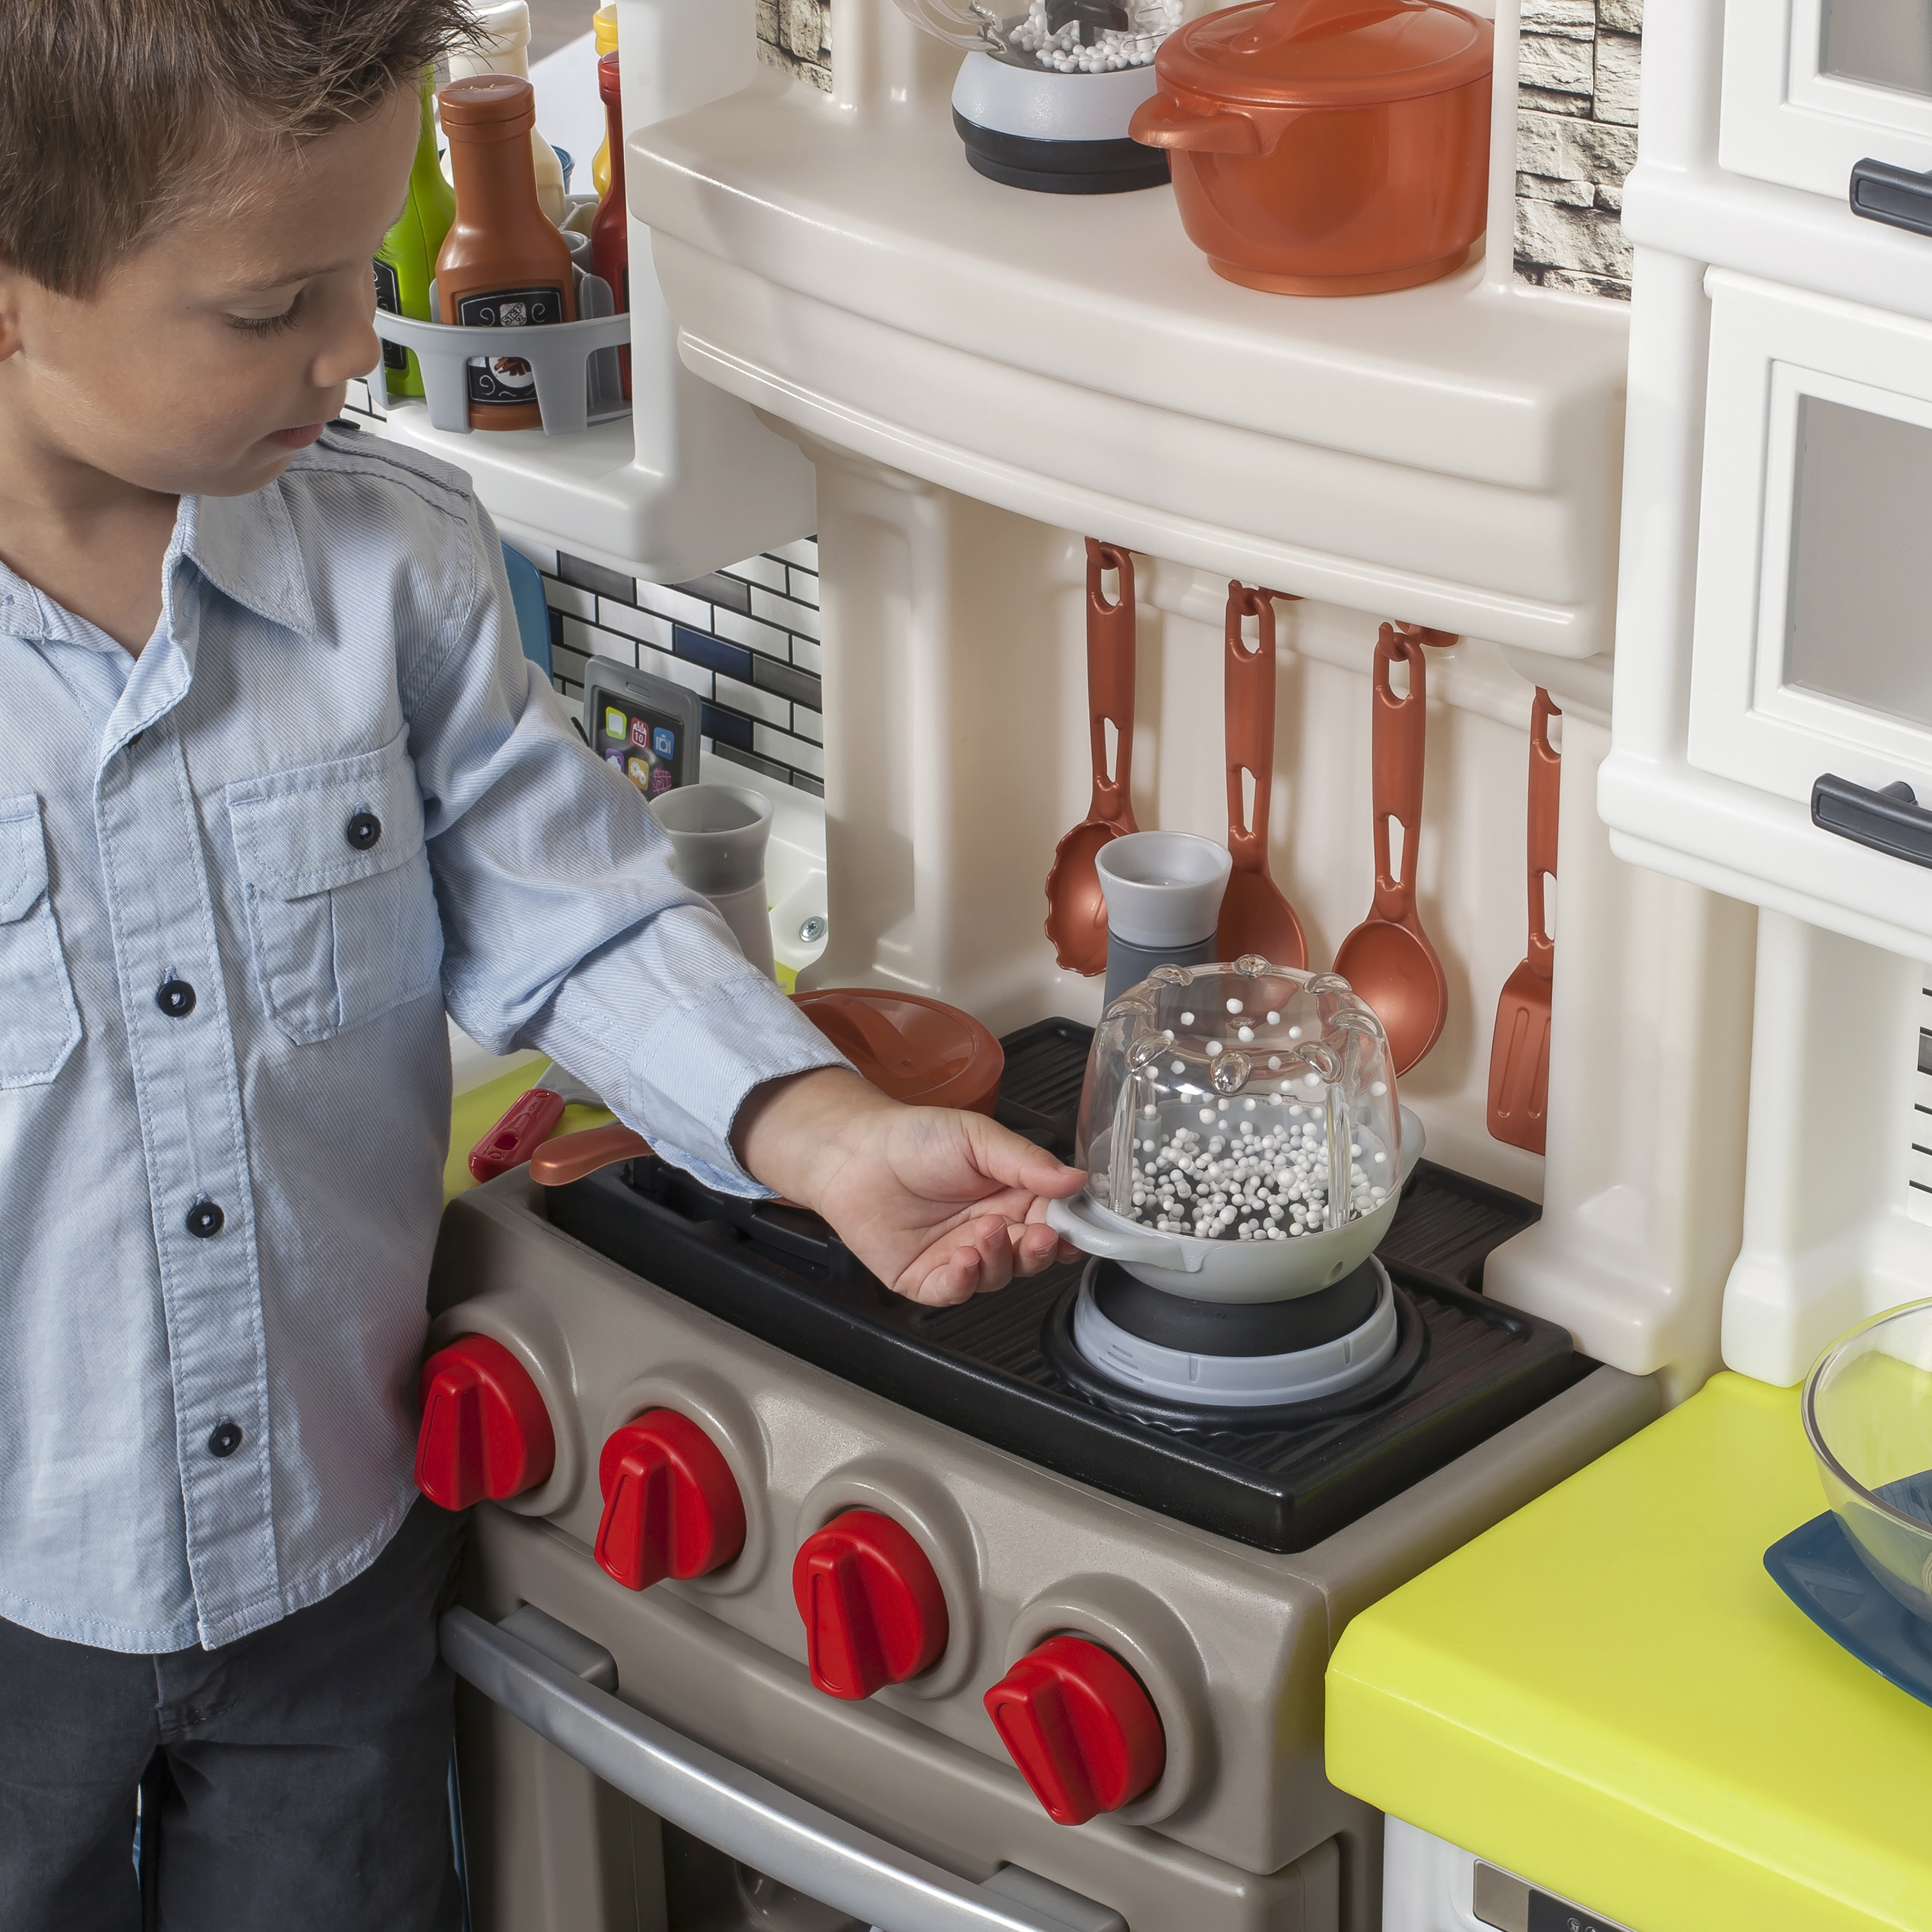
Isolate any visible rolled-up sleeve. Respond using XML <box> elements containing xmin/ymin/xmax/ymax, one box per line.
<box><xmin>402</xmin><ymin>501</ymin><xmax>846</xmax><ymax>1194</ymax></box>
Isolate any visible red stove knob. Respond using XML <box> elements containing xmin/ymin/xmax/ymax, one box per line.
<box><xmin>413</xmin><ymin>1334</ymin><xmax>555</xmax><ymax>1510</ymax></box>
<box><xmin>594</xmin><ymin>1410</ymin><xmax>746</xmax><ymax>1590</ymax></box>
<box><xmin>791</xmin><ymin>1510</ymin><xmax>949</xmax><ymax>1700</ymax></box>
<box><xmin>983</xmin><ymin>1635</ymin><xmax>1165</xmax><ymax>1826</ymax></box>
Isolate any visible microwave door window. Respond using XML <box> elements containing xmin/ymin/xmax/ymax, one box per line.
<box><xmin>1821</xmin><ymin>0</ymin><xmax>1932</xmax><ymax>98</ymax></box>
<box><xmin>1785</xmin><ymin>394</ymin><xmax>1932</xmax><ymax>730</ymax></box>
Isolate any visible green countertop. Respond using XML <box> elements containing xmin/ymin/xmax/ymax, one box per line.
<box><xmin>1327</xmin><ymin>1372</ymin><xmax>1932</xmax><ymax>1932</ymax></box>
<box><xmin>444</xmin><ymin>1060</ymin><xmax>612</xmax><ymax>1205</ymax></box>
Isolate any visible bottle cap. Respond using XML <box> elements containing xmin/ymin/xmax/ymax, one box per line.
<box><xmin>594</xmin><ymin>3</ymin><xmax>619</xmax><ymax>56</ymax></box>
<box><xmin>599</xmin><ymin>48</ymin><xmax>621</xmax><ymax>105</ymax></box>
<box><xmin>438</xmin><ymin>72</ymin><xmax>536</xmax><ymax>137</ymax></box>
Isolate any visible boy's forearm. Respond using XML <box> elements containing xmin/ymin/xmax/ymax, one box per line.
<box><xmin>732</xmin><ymin>1065</ymin><xmax>894</xmax><ymax>1209</ymax></box>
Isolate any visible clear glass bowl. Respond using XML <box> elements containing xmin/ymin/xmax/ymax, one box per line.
<box><xmin>1803</xmin><ymin>1299</ymin><xmax>1932</xmax><ymax>1622</ymax></box>
<box><xmin>1046</xmin><ymin>958</ymin><xmax>1414</xmax><ymax>1301</ymax></box>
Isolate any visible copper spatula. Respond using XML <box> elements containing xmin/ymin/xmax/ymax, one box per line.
<box><xmin>1487</xmin><ymin>687</ymin><xmax>1560</xmax><ymax>1153</ymax></box>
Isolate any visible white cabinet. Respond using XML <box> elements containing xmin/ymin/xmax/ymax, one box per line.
<box><xmin>1689</xmin><ymin>270</ymin><xmax>1932</xmax><ymax>811</ymax></box>
<box><xmin>1722</xmin><ymin>0</ymin><xmax>1932</xmax><ymax>202</ymax></box>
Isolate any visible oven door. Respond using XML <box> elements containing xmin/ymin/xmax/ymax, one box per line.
<box><xmin>443</xmin><ymin>1604</ymin><xmax>1124</xmax><ymax>1932</ymax></box>
<box><xmin>1721</xmin><ymin>0</ymin><xmax>1932</xmax><ymax>204</ymax></box>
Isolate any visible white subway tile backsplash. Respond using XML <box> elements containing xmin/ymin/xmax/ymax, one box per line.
<box><xmin>791</xmin><ymin>636</ymin><xmax>822</xmax><ymax>676</ymax></box>
<box><xmin>772</xmin><ymin>538</ymin><xmax>818</xmax><ymax>569</ymax></box>
<box><xmin>635</xmin><ymin>580</ymin><xmax>714</xmax><ymax>629</ymax></box>
<box><xmin>545</xmin><ymin>580</ymin><xmax>597</xmax><ymax>620</ymax></box>
<box><xmin>507</xmin><ymin>538</ymin><xmax>559</xmax><ymax>577</ymax></box>
<box><xmin>758</xmin><ymin>723</ymin><xmax>824</xmax><ymax>776</ymax></box>
<box><xmin>561</xmin><ymin>614</ymin><xmax>636</xmax><ymax>666</ymax></box>
<box><xmin>726</xmin><ymin>553</ymin><xmax>790</xmax><ymax>592</ymax></box>
<box><xmin>793</xmin><ymin>706</ymin><xmax>823</xmax><ymax>743</ymax></box>
<box><xmin>750</xmin><ymin>587</ymin><xmax>821</xmax><ymax>639</ymax></box>
<box><xmin>714</xmin><ymin>674</ymin><xmax>791</xmax><ymax>728</ymax></box>
<box><xmin>643</xmin><ymin>650</ymin><xmax>713</xmax><ymax>699</ymax></box>
<box><xmin>597</xmin><ymin>600</ymin><xmax>673</xmax><ymax>651</ymax></box>
<box><xmin>711</xmin><ymin>607</ymin><xmax>793</xmax><ymax>659</ymax></box>
<box><xmin>786</xmin><ymin>567</ymin><xmax>819</xmax><ymax>607</ymax></box>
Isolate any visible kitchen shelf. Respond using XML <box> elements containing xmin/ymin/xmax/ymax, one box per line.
<box><xmin>628</xmin><ymin>70</ymin><xmax>1630</xmax><ymax>658</ymax></box>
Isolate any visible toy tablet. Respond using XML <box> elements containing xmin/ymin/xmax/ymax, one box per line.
<box><xmin>583</xmin><ymin>654</ymin><xmax>702</xmax><ymax>800</ymax></box>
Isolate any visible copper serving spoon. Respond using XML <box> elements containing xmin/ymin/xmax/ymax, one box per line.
<box><xmin>1215</xmin><ymin>581</ymin><xmax>1307</xmax><ymax>969</ymax></box>
<box><xmin>1044</xmin><ymin>540</ymin><xmax>1139</xmax><ymax>975</ymax></box>
<box><xmin>1332</xmin><ymin>623</ymin><xmax>1448</xmax><ymax>1074</ymax></box>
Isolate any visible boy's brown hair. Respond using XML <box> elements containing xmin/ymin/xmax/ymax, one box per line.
<box><xmin>0</xmin><ymin>0</ymin><xmax>476</xmax><ymax>298</ymax></box>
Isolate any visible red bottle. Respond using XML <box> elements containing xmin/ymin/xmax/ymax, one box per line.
<box><xmin>436</xmin><ymin>73</ymin><xmax>576</xmax><ymax>431</ymax></box>
<box><xmin>591</xmin><ymin>50</ymin><xmax>630</xmax><ymax>399</ymax></box>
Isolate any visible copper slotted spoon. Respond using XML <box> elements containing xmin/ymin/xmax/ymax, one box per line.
<box><xmin>1487</xmin><ymin>687</ymin><xmax>1561</xmax><ymax>1152</ymax></box>
<box><xmin>1044</xmin><ymin>540</ymin><xmax>1139</xmax><ymax>974</ymax></box>
<box><xmin>1215</xmin><ymin>581</ymin><xmax>1307</xmax><ymax>969</ymax></box>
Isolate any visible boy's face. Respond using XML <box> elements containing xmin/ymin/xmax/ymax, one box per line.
<box><xmin>0</xmin><ymin>86</ymin><xmax>420</xmax><ymax>500</ymax></box>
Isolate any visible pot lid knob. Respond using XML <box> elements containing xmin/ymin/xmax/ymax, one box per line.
<box><xmin>791</xmin><ymin>1510</ymin><xmax>950</xmax><ymax>1700</ymax></box>
<box><xmin>414</xmin><ymin>1334</ymin><xmax>556</xmax><ymax>1510</ymax></box>
<box><xmin>594</xmin><ymin>1410</ymin><xmax>746</xmax><ymax>1591</ymax></box>
<box><xmin>983</xmin><ymin>1635</ymin><xmax>1166</xmax><ymax>1825</ymax></box>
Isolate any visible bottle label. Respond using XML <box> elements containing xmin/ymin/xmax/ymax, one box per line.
<box><xmin>457</xmin><ymin>287</ymin><xmax>567</xmax><ymax>409</ymax></box>
<box><xmin>371</xmin><ymin>258</ymin><xmax>408</xmax><ymax>372</ymax></box>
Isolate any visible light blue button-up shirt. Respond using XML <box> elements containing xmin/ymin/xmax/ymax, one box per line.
<box><xmin>0</xmin><ymin>428</ymin><xmax>844</xmax><ymax>1653</ymax></box>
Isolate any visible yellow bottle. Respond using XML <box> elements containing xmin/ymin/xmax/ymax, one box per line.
<box><xmin>591</xmin><ymin>6</ymin><xmax>619</xmax><ymax>198</ymax></box>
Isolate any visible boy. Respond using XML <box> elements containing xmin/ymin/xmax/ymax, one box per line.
<box><xmin>0</xmin><ymin>5</ymin><xmax>1082</xmax><ymax>1925</ymax></box>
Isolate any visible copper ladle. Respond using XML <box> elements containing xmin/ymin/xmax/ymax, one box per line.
<box><xmin>1043</xmin><ymin>540</ymin><xmax>1139</xmax><ymax>974</ymax></box>
<box><xmin>1332</xmin><ymin>623</ymin><xmax>1448</xmax><ymax>1074</ymax></box>
<box><xmin>1215</xmin><ymin>581</ymin><xmax>1307</xmax><ymax>969</ymax></box>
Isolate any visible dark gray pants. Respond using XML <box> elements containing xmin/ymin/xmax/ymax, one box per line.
<box><xmin>0</xmin><ymin>1498</ymin><xmax>467</xmax><ymax>1932</ymax></box>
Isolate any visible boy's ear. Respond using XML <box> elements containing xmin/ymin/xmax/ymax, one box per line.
<box><xmin>0</xmin><ymin>261</ymin><xmax>27</xmax><ymax>365</ymax></box>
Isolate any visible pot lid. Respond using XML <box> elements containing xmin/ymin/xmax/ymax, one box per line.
<box><xmin>1155</xmin><ymin>0</ymin><xmax>1491</xmax><ymax>109</ymax></box>
<box><xmin>795</xmin><ymin>989</ymin><xmax>1005</xmax><ymax>1115</ymax></box>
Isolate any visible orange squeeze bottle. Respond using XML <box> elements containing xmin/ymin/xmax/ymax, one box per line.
<box><xmin>435</xmin><ymin>75</ymin><xmax>575</xmax><ymax>433</ymax></box>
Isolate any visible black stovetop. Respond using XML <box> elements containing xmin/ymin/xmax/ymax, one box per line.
<box><xmin>546</xmin><ymin>1019</ymin><xmax>1589</xmax><ymax>1553</ymax></box>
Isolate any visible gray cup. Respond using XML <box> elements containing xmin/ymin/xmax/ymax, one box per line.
<box><xmin>1096</xmin><ymin>831</ymin><xmax>1233</xmax><ymax>1003</ymax></box>
<box><xmin>649</xmin><ymin>784</ymin><xmax>776</xmax><ymax>978</ymax></box>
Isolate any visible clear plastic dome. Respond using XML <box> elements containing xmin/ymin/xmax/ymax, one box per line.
<box><xmin>1077</xmin><ymin>958</ymin><xmax>1401</xmax><ymax>1243</ymax></box>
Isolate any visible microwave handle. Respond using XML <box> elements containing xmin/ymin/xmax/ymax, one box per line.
<box><xmin>1850</xmin><ymin>156</ymin><xmax>1932</xmax><ymax>237</ymax></box>
<box><xmin>1811</xmin><ymin>772</ymin><xmax>1932</xmax><ymax>866</ymax></box>
<box><xmin>441</xmin><ymin>1605</ymin><xmax>1126</xmax><ymax>1932</ymax></box>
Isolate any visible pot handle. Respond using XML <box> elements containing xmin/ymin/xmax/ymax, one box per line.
<box><xmin>1045</xmin><ymin>1193</ymin><xmax>1205</xmax><ymax>1273</ymax></box>
<box><xmin>1128</xmin><ymin>94</ymin><xmax>1263</xmax><ymax>155</ymax></box>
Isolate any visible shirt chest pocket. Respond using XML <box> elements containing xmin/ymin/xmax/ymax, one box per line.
<box><xmin>226</xmin><ymin>737</ymin><xmax>444</xmax><ymax>1046</ymax></box>
<box><xmin>0</xmin><ymin>795</ymin><xmax>82</xmax><ymax>1090</ymax></box>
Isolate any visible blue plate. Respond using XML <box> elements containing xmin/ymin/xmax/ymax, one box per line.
<box><xmin>1765</xmin><ymin>1508</ymin><xmax>1932</xmax><ymax>1710</ymax></box>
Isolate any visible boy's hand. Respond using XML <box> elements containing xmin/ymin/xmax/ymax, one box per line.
<box><xmin>734</xmin><ymin>1068</ymin><xmax>1086</xmax><ymax>1307</ymax></box>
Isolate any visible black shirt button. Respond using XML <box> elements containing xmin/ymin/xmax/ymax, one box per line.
<box><xmin>156</xmin><ymin>978</ymin><xmax>196</xmax><ymax>1019</ymax></box>
<box><xmin>207</xmin><ymin>1420</ymin><xmax>243</xmax><ymax>1458</ymax></box>
<box><xmin>345</xmin><ymin>811</ymin><xmax>382</xmax><ymax>850</ymax></box>
<box><xmin>185</xmin><ymin>1199</ymin><xmax>225</xmax><ymax>1239</ymax></box>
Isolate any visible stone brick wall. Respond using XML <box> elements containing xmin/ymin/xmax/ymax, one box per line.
<box><xmin>758</xmin><ymin>0</ymin><xmax>833</xmax><ymax>92</ymax></box>
<box><xmin>1515</xmin><ymin>0</ymin><xmax>1643</xmax><ymax>301</ymax></box>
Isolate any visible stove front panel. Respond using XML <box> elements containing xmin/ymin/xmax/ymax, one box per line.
<box><xmin>431</xmin><ymin>1175</ymin><xmax>1659</xmax><ymax>1883</ymax></box>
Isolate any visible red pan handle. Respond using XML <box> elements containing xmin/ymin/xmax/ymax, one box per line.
<box><xmin>1084</xmin><ymin>540</ymin><xmax>1138</xmax><ymax>833</ymax></box>
<box><xmin>1224</xmin><ymin>582</ymin><xmax>1277</xmax><ymax>874</ymax></box>
<box><xmin>1526</xmin><ymin>687</ymin><xmax>1561</xmax><ymax>977</ymax></box>
<box><xmin>1370</xmin><ymin>623</ymin><xmax>1428</xmax><ymax>926</ymax></box>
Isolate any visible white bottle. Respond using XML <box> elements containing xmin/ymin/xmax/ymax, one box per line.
<box><xmin>446</xmin><ymin>1</ymin><xmax>567</xmax><ymax>226</ymax></box>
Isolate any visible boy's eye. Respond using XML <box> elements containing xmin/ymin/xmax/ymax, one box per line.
<box><xmin>228</xmin><ymin>296</ymin><xmax>303</xmax><ymax>337</ymax></box>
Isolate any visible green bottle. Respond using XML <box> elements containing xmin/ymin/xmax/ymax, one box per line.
<box><xmin>373</xmin><ymin>71</ymin><xmax>456</xmax><ymax>399</ymax></box>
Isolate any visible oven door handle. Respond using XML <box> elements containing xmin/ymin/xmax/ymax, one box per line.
<box><xmin>441</xmin><ymin>1605</ymin><xmax>1125</xmax><ymax>1932</ymax></box>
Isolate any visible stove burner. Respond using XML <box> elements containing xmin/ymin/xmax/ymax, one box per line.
<box><xmin>1045</xmin><ymin>1263</ymin><xmax>1425</xmax><ymax>1432</ymax></box>
<box><xmin>1066</xmin><ymin>1258</ymin><xmax>1402</xmax><ymax>1412</ymax></box>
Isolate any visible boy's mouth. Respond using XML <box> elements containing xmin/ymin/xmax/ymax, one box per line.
<box><xmin>266</xmin><ymin>422</ymin><xmax>327</xmax><ymax>450</ymax></box>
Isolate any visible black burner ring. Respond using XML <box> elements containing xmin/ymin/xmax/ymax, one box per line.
<box><xmin>1091</xmin><ymin>1258</ymin><xmax>1386</xmax><ymax>1357</ymax></box>
<box><xmin>1041</xmin><ymin>1278</ymin><xmax>1428</xmax><ymax>1433</ymax></box>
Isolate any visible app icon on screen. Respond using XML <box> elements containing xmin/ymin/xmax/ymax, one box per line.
<box><xmin>650</xmin><ymin>768</ymin><xmax>674</xmax><ymax>795</ymax></box>
<box><xmin>652</xmin><ymin>727</ymin><xmax>676</xmax><ymax>759</ymax></box>
<box><xmin>630</xmin><ymin>717</ymin><xmax>650</xmax><ymax>748</ymax></box>
<box><xmin>626</xmin><ymin>755</ymin><xmax>653</xmax><ymax>791</ymax></box>
<box><xmin>604</xmin><ymin>707</ymin><xmax>626</xmax><ymax>740</ymax></box>
<box><xmin>603</xmin><ymin>749</ymin><xmax>624</xmax><ymax>768</ymax></box>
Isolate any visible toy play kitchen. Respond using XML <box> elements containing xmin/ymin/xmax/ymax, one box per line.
<box><xmin>343</xmin><ymin>0</ymin><xmax>1932</xmax><ymax>1924</ymax></box>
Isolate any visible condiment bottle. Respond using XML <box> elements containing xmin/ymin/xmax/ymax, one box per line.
<box><xmin>436</xmin><ymin>75</ymin><xmax>576</xmax><ymax>432</ymax></box>
<box><xmin>446</xmin><ymin>0</ymin><xmax>567</xmax><ymax>225</ymax></box>
<box><xmin>374</xmin><ymin>70</ymin><xmax>457</xmax><ymax>399</ymax></box>
<box><xmin>591</xmin><ymin>50</ymin><xmax>630</xmax><ymax>399</ymax></box>
<box><xmin>591</xmin><ymin>5</ymin><xmax>620</xmax><ymax>197</ymax></box>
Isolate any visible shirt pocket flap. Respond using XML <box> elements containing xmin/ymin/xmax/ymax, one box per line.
<box><xmin>0</xmin><ymin>795</ymin><xmax>51</xmax><ymax>925</ymax></box>
<box><xmin>226</xmin><ymin>737</ymin><xmax>428</xmax><ymax>902</ymax></box>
